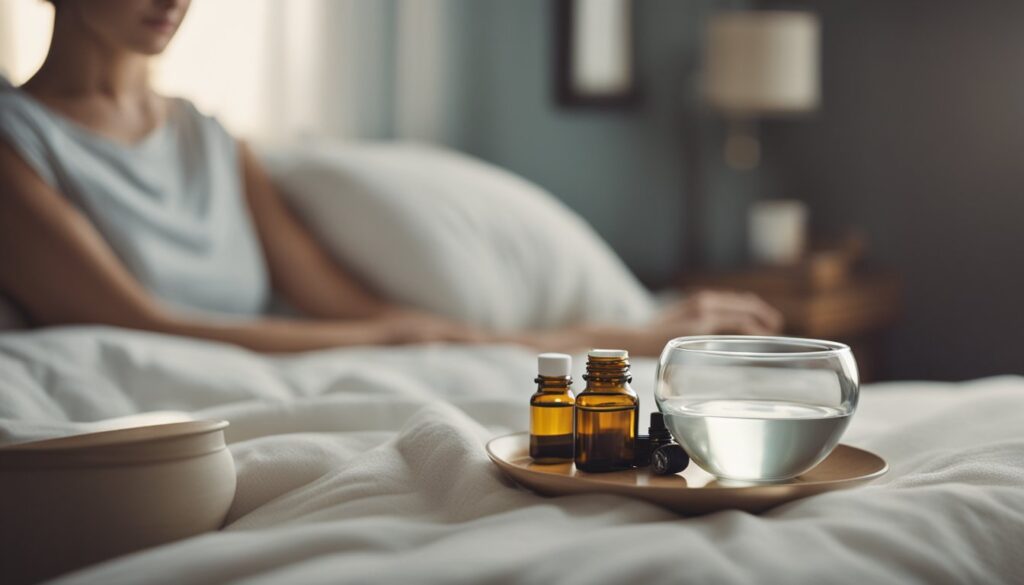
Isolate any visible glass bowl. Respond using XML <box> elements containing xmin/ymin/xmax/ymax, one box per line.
<box><xmin>655</xmin><ymin>336</ymin><xmax>859</xmax><ymax>483</ymax></box>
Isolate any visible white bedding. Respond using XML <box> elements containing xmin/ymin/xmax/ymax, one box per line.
<box><xmin>1</xmin><ymin>327</ymin><xmax>1022</xmax><ymax>584</ymax></box>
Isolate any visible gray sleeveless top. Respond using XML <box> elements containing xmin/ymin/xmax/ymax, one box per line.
<box><xmin>0</xmin><ymin>76</ymin><xmax>269</xmax><ymax>316</ymax></box>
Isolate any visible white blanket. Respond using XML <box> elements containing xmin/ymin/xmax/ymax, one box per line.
<box><xmin>1</xmin><ymin>327</ymin><xmax>1022</xmax><ymax>584</ymax></box>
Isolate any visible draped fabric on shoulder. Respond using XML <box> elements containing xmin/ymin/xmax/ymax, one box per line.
<box><xmin>0</xmin><ymin>75</ymin><xmax>269</xmax><ymax>317</ymax></box>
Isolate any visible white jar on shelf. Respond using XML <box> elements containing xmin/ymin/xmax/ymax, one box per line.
<box><xmin>748</xmin><ymin>199</ymin><xmax>808</xmax><ymax>265</ymax></box>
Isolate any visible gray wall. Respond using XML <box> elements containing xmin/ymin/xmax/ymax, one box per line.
<box><xmin>760</xmin><ymin>0</ymin><xmax>1024</xmax><ymax>379</ymax></box>
<box><xmin>449</xmin><ymin>0</ymin><xmax>754</xmax><ymax>287</ymax></box>
<box><xmin>447</xmin><ymin>0</ymin><xmax>1024</xmax><ymax>380</ymax></box>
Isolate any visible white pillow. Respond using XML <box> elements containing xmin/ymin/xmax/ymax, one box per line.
<box><xmin>262</xmin><ymin>142</ymin><xmax>654</xmax><ymax>332</ymax></box>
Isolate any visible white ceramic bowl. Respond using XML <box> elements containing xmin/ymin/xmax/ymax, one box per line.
<box><xmin>0</xmin><ymin>420</ymin><xmax>236</xmax><ymax>584</ymax></box>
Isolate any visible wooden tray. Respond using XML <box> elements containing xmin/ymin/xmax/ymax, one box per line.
<box><xmin>486</xmin><ymin>433</ymin><xmax>887</xmax><ymax>515</ymax></box>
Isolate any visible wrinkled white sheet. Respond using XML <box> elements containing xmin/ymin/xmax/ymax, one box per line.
<box><xmin>1</xmin><ymin>327</ymin><xmax>1022</xmax><ymax>585</ymax></box>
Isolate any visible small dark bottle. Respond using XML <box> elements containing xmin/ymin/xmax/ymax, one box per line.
<box><xmin>529</xmin><ymin>353</ymin><xmax>575</xmax><ymax>464</ymax></box>
<box><xmin>634</xmin><ymin>413</ymin><xmax>675</xmax><ymax>467</ymax></box>
<box><xmin>574</xmin><ymin>349</ymin><xmax>639</xmax><ymax>472</ymax></box>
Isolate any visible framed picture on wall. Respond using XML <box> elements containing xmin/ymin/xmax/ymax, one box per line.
<box><xmin>554</xmin><ymin>0</ymin><xmax>639</xmax><ymax>108</ymax></box>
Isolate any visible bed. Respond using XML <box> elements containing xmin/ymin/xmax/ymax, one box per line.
<box><xmin>1</xmin><ymin>326</ymin><xmax>1022</xmax><ymax>584</ymax></box>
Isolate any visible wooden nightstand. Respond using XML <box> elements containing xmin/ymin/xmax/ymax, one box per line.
<box><xmin>679</xmin><ymin>270</ymin><xmax>903</xmax><ymax>381</ymax></box>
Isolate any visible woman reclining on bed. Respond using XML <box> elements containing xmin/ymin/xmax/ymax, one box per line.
<box><xmin>0</xmin><ymin>0</ymin><xmax>782</xmax><ymax>356</ymax></box>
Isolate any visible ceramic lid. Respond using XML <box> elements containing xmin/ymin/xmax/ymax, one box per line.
<box><xmin>0</xmin><ymin>420</ymin><xmax>230</xmax><ymax>469</ymax></box>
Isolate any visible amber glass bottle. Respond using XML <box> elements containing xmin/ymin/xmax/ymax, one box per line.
<box><xmin>574</xmin><ymin>349</ymin><xmax>638</xmax><ymax>472</ymax></box>
<box><xmin>529</xmin><ymin>353</ymin><xmax>575</xmax><ymax>463</ymax></box>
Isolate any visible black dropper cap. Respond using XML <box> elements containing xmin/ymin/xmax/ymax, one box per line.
<box><xmin>648</xmin><ymin>412</ymin><xmax>672</xmax><ymax>443</ymax></box>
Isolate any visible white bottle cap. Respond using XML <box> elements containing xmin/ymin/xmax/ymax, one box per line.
<box><xmin>537</xmin><ymin>353</ymin><xmax>572</xmax><ymax>377</ymax></box>
<box><xmin>588</xmin><ymin>349</ymin><xmax>628</xmax><ymax>359</ymax></box>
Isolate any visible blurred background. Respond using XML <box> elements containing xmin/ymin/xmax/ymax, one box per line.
<box><xmin>2</xmin><ymin>0</ymin><xmax>1022</xmax><ymax>381</ymax></box>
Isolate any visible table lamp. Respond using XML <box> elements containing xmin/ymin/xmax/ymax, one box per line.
<box><xmin>703</xmin><ymin>10</ymin><xmax>820</xmax><ymax>170</ymax></box>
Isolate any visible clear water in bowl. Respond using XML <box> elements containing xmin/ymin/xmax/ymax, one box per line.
<box><xmin>660</xmin><ymin>398</ymin><xmax>852</xmax><ymax>482</ymax></box>
<box><xmin>655</xmin><ymin>336</ymin><xmax>859</xmax><ymax>483</ymax></box>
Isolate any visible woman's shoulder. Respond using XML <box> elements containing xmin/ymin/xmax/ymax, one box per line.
<box><xmin>164</xmin><ymin>95</ymin><xmax>237</xmax><ymax>146</ymax></box>
<box><xmin>165</xmin><ymin>96</ymin><xmax>224</xmax><ymax>129</ymax></box>
<box><xmin>0</xmin><ymin>76</ymin><xmax>59</xmax><ymax>147</ymax></box>
<box><xmin>0</xmin><ymin>73</ymin><xmax>17</xmax><ymax>95</ymax></box>
<box><xmin>0</xmin><ymin>76</ymin><xmax>72</xmax><ymax>151</ymax></box>
<box><xmin>0</xmin><ymin>76</ymin><xmax>46</xmax><ymax>122</ymax></box>
<box><xmin>0</xmin><ymin>77</ymin><xmax>61</xmax><ymax>185</ymax></box>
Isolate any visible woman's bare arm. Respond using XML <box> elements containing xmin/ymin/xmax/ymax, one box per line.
<box><xmin>0</xmin><ymin>141</ymin><xmax>475</xmax><ymax>352</ymax></box>
<box><xmin>0</xmin><ymin>139</ymin><xmax>781</xmax><ymax>355</ymax></box>
<box><xmin>238</xmin><ymin>142</ymin><xmax>398</xmax><ymax>320</ymax></box>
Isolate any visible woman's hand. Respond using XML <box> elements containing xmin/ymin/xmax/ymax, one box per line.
<box><xmin>654</xmin><ymin>290</ymin><xmax>783</xmax><ymax>336</ymax></box>
<box><xmin>527</xmin><ymin>290</ymin><xmax>784</xmax><ymax>357</ymax></box>
<box><xmin>374</xmin><ymin>307</ymin><xmax>487</xmax><ymax>345</ymax></box>
<box><xmin>616</xmin><ymin>290</ymin><xmax>785</xmax><ymax>356</ymax></box>
<box><xmin>617</xmin><ymin>290</ymin><xmax>784</xmax><ymax>355</ymax></box>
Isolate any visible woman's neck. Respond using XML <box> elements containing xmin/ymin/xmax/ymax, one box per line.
<box><xmin>26</xmin><ymin>11</ymin><xmax>151</xmax><ymax>104</ymax></box>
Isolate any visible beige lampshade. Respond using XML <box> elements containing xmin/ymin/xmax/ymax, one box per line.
<box><xmin>703</xmin><ymin>10</ymin><xmax>820</xmax><ymax>116</ymax></box>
